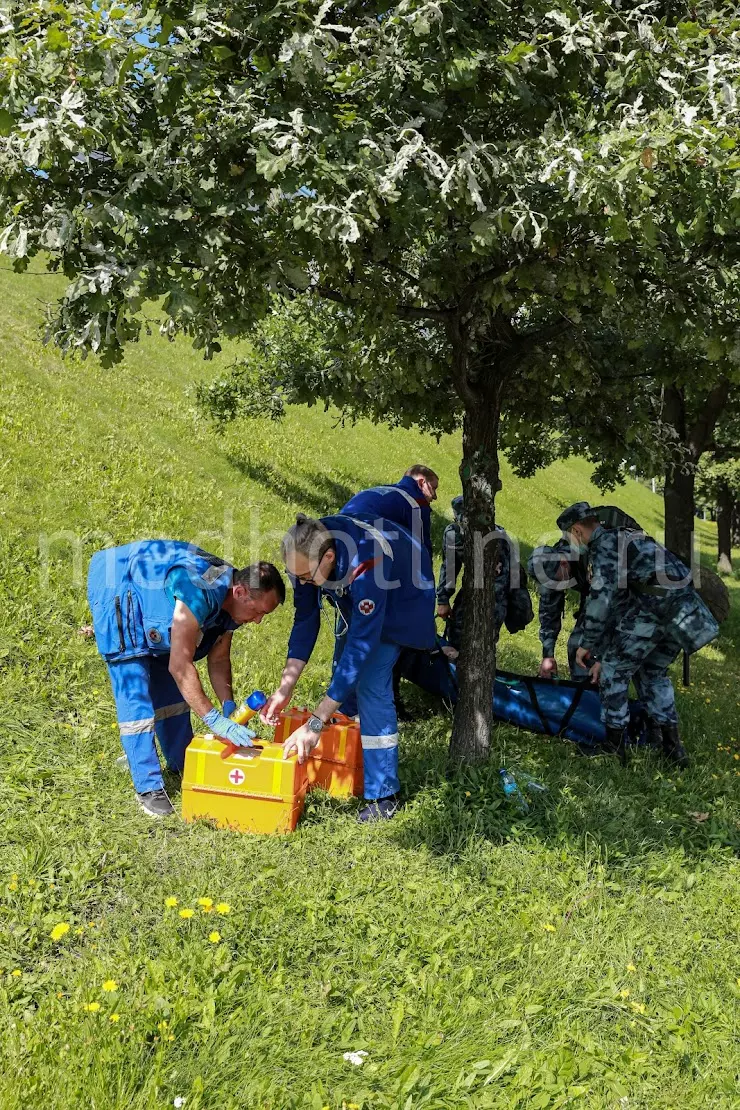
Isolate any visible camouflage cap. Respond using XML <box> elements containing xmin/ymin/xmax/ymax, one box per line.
<box><xmin>556</xmin><ymin>501</ymin><xmax>596</xmax><ymax>532</ymax></box>
<box><xmin>451</xmin><ymin>495</ymin><xmax>464</xmax><ymax>517</ymax></box>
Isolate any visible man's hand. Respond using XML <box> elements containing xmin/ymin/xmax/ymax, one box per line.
<box><xmin>203</xmin><ymin>709</ymin><xmax>255</xmax><ymax>748</ymax></box>
<box><xmin>575</xmin><ymin>646</ymin><xmax>590</xmax><ymax>671</ymax></box>
<box><xmin>283</xmin><ymin>722</ymin><xmax>320</xmax><ymax>764</ymax></box>
<box><xmin>588</xmin><ymin>660</ymin><xmax>601</xmax><ymax>685</ymax></box>
<box><xmin>436</xmin><ymin>603</ymin><xmax>451</xmax><ymax>620</ymax></box>
<box><xmin>261</xmin><ymin>688</ymin><xmax>292</xmax><ymax>726</ymax></box>
<box><xmin>539</xmin><ymin>657</ymin><xmax>558</xmax><ymax>679</ymax></box>
<box><xmin>441</xmin><ymin>644</ymin><xmax>459</xmax><ymax>661</ymax></box>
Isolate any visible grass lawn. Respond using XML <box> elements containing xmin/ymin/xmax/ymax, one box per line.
<box><xmin>0</xmin><ymin>267</ymin><xmax>739</xmax><ymax>1109</ymax></box>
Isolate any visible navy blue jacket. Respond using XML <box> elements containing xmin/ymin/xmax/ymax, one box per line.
<box><xmin>87</xmin><ymin>540</ymin><xmax>239</xmax><ymax>663</ymax></box>
<box><xmin>341</xmin><ymin>475</ymin><xmax>432</xmax><ymax>561</ymax></box>
<box><xmin>287</xmin><ymin>514</ymin><xmax>436</xmax><ymax>703</ymax></box>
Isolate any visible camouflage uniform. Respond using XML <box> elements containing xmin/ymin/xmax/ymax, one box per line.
<box><xmin>527</xmin><ymin>540</ymin><xmax>590</xmax><ymax>678</ymax></box>
<box><xmin>436</xmin><ymin>501</ymin><xmax>511</xmax><ymax>651</ymax></box>
<box><xmin>577</xmin><ymin>524</ymin><xmax>719</xmax><ymax>729</ymax></box>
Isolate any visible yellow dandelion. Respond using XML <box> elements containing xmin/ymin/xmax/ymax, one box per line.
<box><xmin>84</xmin><ymin>1002</ymin><xmax>101</xmax><ymax>1013</ymax></box>
<box><xmin>50</xmin><ymin>923</ymin><xmax>71</xmax><ymax>942</ymax></box>
<box><xmin>705</xmin><ymin>698</ymin><xmax>711</xmax><ymax>703</ymax></box>
<box><xmin>627</xmin><ymin>963</ymin><xmax>637</xmax><ymax>972</ymax></box>
<box><xmin>167</xmin><ymin>1034</ymin><xmax>175</xmax><ymax>1041</ymax></box>
<box><xmin>109</xmin><ymin>1014</ymin><xmax>120</xmax><ymax>1023</ymax></box>
<box><xmin>216</xmin><ymin>903</ymin><xmax>231</xmax><ymax>915</ymax></box>
<box><xmin>620</xmin><ymin>988</ymin><xmax>630</xmax><ymax>999</ymax></box>
<box><xmin>164</xmin><ymin>896</ymin><xmax>178</xmax><ymax>909</ymax></box>
<box><xmin>179</xmin><ymin>908</ymin><xmax>194</xmax><ymax>920</ymax></box>
<box><xmin>208</xmin><ymin>931</ymin><xmax>222</xmax><ymax>944</ymax></box>
<box><xmin>464</xmin><ymin>791</ymin><xmax>471</xmax><ymax>798</ymax></box>
<box><xmin>157</xmin><ymin>1020</ymin><xmax>168</xmax><ymax>1032</ymax></box>
<box><xmin>11</xmin><ymin>970</ymin><xmax>21</xmax><ymax>978</ymax></box>
<box><xmin>197</xmin><ymin>897</ymin><xmax>213</xmax><ymax>912</ymax></box>
<box><xmin>102</xmin><ymin>980</ymin><xmax>118</xmax><ymax>993</ymax></box>
<box><xmin>630</xmin><ymin>1001</ymin><xmax>646</xmax><ymax>1014</ymax></box>
<box><xmin>543</xmin><ymin>923</ymin><xmax>556</xmax><ymax>932</ymax></box>
<box><xmin>7</xmin><ymin>882</ymin><xmax>17</xmax><ymax>892</ymax></box>
<box><xmin>11</xmin><ymin>874</ymin><xmax>17</xmax><ymax>882</ymax></box>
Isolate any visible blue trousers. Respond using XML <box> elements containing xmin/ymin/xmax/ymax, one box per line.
<box><xmin>332</xmin><ymin>635</ymin><xmax>358</xmax><ymax>718</ymax></box>
<box><xmin>356</xmin><ymin>641</ymin><xmax>401</xmax><ymax>801</ymax></box>
<box><xmin>107</xmin><ymin>657</ymin><xmax>192</xmax><ymax>794</ymax></box>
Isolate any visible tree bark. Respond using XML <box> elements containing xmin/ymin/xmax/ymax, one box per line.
<box><xmin>663</xmin><ymin>465</ymin><xmax>696</xmax><ymax>564</ymax></box>
<box><xmin>449</xmin><ymin>386</ymin><xmax>503</xmax><ymax>763</ymax></box>
<box><xmin>446</xmin><ymin>314</ymin><xmax>506</xmax><ymax>764</ymax></box>
<box><xmin>717</xmin><ymin>480</ymin><xmax>733</xmax><ymax>575</ymax></box>
<box><xmin>662</xmin><ymin>379</ymin><xmax>730</xmax><ymax>564</ymax></box>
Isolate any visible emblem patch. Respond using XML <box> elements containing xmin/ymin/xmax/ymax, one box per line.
<box><xmin>147</xmin><ymin>628</ymin><xmax>162</xmax><ymax>644</ymax></box>
<box><xmin>358</xmin><ymin>599</ymin><xmax>376</xmax><ymax>616</ymax></box>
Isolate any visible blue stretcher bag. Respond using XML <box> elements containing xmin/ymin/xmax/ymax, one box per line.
<box><xmin>396</xmin><ymin>644</ymin><xmax>646</xmax><ymax>748</ymax></box>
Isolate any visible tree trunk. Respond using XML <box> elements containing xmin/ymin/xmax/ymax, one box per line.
<box><xmin>733</xmin><ymin>501</ymin><xmax>740</xmax><ymax>550</ymax></box>
<box><xmin>717</xmin><ymin>481</ymin><xmax>733</xmax><ymax>575</ymax></box>
<box><xmin>662</xmin><ymin>379</ymin><xmax>730</xmax><ymax>565</ymax></box>
<box><xmin>449</xmin><ymin>384</ymin><xmax>503</xmax><ymax>763</ymax></box>
<box><xmin>663</xmin><ymin>465</ymin><xmax>696</xmax><ymax>564</ymax></box>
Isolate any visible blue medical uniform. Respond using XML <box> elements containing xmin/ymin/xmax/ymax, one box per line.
<box><xmin>87</xmin><ymin>540</ymin><xmax>239</xmax><ymax>793</ymax></box>
<box><xmin>341</xmin><ymin>476</ymin><xmax>433</xmax><ymax>561</ymax></box>
<box><xmin>287</xmin><ymin>515</ymin><xmax>436</xmax><ymax>800</ymax></box>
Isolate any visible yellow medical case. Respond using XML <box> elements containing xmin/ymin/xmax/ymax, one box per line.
<box><xmin>275</xmin><ymin>708</ymin><xmax>364</xmax><ymax>798</ymax></box>
<box><xmin>182</xmin><ymin>734</ymin><xmax>307</xmax><ymax>835</ymax></box>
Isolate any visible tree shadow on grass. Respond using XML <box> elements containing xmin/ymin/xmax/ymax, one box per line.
<box><xmin>226</xmin><ymin>455</ymin><xmax>362</xmax><ymax>517</ymax></box>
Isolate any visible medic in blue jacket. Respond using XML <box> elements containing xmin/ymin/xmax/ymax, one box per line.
<box><xmin>260</xmin><ymin>514</ymin><xmax>436</xmax><ymax>822</ymax></box>
<box><xmin>87</xmin><ymin>540</ymin><xmax>285</xmax><ymax>817</ymax></box>
<box><xmin>340</xmin><ymin>465</ymin><xmax>438</xmax><ymax>562</ymax></box>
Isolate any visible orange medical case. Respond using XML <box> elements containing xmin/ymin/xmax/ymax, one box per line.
<box><xmin>182</xmin><ymin>734</ymin><xmax>308</xmax><ymax>835</ymax></box>
<box><xmin>275</xmin><ymin>708</ymin><xmax>364</xmax><ymax>798</ymax></box>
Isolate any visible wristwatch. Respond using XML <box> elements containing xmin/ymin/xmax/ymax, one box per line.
<box><xmin>307</xmin><ymin>714</ymin><xmax>326</xmax><ymax>734</ymax></box>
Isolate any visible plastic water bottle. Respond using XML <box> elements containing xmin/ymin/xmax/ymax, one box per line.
<box><xmin>499</xmin><ymin>768</ymin><xmax>529</xmax><ymax>813</ymax></box>
<box><xmin>230</xmin><ymin>690</ymin><xmax>267</xmax><ymax>725</ymax></box>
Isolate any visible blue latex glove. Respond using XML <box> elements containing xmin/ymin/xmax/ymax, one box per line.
<box><xmin>203</xmin><ymin>708</ymin><xmax>255</xmax><ymax>747</ymax></box>
<box><xmin>222</xmin><ymin>699</ymin><xmax>237</xmax><ymax>719</ymax></box>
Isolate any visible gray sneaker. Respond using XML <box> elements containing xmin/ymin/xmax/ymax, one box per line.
<box><xmin>136</xmin><ymin>789</ymin><xmax>174</xmax><ymax>817</ymax></box>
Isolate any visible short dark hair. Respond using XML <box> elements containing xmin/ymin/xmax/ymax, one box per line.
<box><xmin>233</xmin><ymin>561</ymin><xmax>286</xmax><ymax>604</ymax></box>
<box><xmin>406</xmin><ymin>464</ymin><xmax>438</xmax><ymax>482</ymax></box>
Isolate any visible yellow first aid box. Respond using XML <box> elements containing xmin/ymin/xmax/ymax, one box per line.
<box><xmin>182</xmin><ymin>734</ymin><xmax>307</xmax><ymax>835</ymax></box>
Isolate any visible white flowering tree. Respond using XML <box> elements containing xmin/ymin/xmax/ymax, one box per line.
<box><xmin>2</xmin><ymin>0</ymin><xmax>739</xmax><ymax>760</ymax></box>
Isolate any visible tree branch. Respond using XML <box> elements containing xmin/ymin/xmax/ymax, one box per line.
<box><xmin>315</xmin><ymin>284</ymin><xmax>449</xmax><ymax>322</ymax></box>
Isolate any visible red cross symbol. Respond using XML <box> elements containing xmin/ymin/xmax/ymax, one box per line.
<box><xmin>358</xmin><ymin>598</ymin><xmax>375</xmax><ymax>615</ymax></box>
<box><xmin>228</xmin><ymin>768</ymin><xmax>245</xmax><ymax>785</ymax></box>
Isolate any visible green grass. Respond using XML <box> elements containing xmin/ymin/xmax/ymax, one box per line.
<box><xmin>1</xmin><ymin>266</ymin><xmax>739</xmax><ymax>1110</ymax></box>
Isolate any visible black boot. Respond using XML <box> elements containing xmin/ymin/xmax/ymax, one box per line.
<box><xmin>603</xmin><ymin>725</ymin><xmax>628</xmax><ymax>766</ymax></box>
<box><xmin>660</xmin><ymin>723</ymin><xmax>689</xmax><ymax>769</ymax></box>
<box><xmin>645</xmin><ymin>718</ymin><xmax>663</xmax><ymax>749</ymax></box>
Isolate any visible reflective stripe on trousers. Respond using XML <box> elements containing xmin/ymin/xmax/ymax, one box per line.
<box><xmin>107</xmin><ymin>657</ymin><xmax>193</xmax><ymax>794</ymax></box>
<box><xmin>356</xmin><ymin>640</ymin><xmax>401</xmax><ymax>800</ymax></box>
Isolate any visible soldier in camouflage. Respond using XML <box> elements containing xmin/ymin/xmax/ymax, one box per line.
<box><xmin>436</xmin><ymin>493</ymin><xmax>512</xmax><ymax>651</ymax></box>
<box><xmin>527</xmin><ymin>541</ymin><xmax>591</xmax><ymax>679</ymax></box>
<box><xmin>557</xmin><ymin>501</ymin><xmax>719</xmax><ymax>767</ymax></box>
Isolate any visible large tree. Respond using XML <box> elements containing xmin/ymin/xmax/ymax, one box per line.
<box><xmin>2</xmin><ymin>1</ymin><xmax>740</xmax><ymax>760</ymax></box>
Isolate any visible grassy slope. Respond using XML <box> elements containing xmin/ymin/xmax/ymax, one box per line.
<box><xmin>0</xmin><ymin>267</ymin><xmax>739</xmax><ymax>1110</ymax></box>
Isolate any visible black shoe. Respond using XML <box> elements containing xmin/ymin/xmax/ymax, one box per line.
<box><xmin>357</xmin><ymin>795</ymin><xmax>401</xmax><ymax>823</ymax></box>
<box><xmin>602</xmin><ymin>726</ymin><xmax>628</xmax><ymax>766</ymax></box>
<box><xmin>645</xmin><ymin>718</ymin><xmax>663</xmax><ymax>749</ymax></box>
<box><xmin>136</xmin><ymin>789</ymin><xmax>174</xmax><ymax>817</ymax></box>
<box><xmin>660</xmin><ymin>723</ymin><xmax>689</xmax><ymax>769</ymax></box>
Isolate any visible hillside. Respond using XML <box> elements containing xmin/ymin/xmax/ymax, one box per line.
<box><xmin>1</xmin><ymin>267</ymin><xmax>739</xmax><ymax>1110</ymax></box>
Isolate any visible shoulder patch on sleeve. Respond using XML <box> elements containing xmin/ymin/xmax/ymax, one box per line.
<box><xmin>358</xmin><ymin>598</ymin><xmax>376</xmax><ymax>616</ymax></box>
